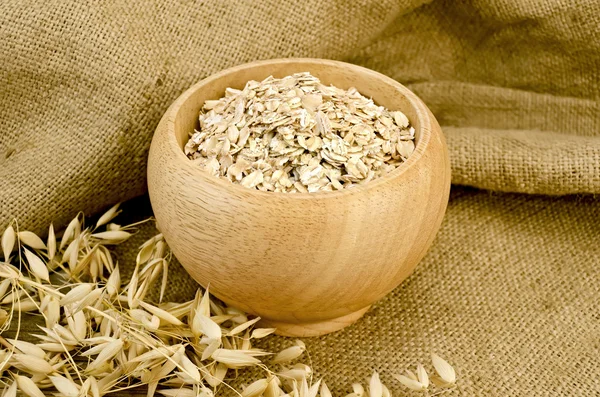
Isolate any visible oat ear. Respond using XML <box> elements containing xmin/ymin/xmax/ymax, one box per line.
<box><xmin>0</xmin><ymin>205</ymin><xmax>452</xmax><ymax>397</ymax></box>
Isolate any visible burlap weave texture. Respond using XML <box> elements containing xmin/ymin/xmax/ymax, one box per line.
<box><xmin>2</xmin><ymin>0</ymin><xmax>600</xmax><ymax>230</ymax></box>
<box><xmin>112</xmin><ymin>189</ymin><xmax>600</xmax><ymax>396</ymax></box>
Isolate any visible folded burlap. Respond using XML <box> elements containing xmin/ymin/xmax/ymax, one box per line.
<box><xmin>1</xmin><ymin>0</ymin><xmax>599</xmax><ymax>395</ymax></box>
<box><xmin>105</xmin><ymin>190</ymin><xmax>599</xmax><ymax>396</ymax></box>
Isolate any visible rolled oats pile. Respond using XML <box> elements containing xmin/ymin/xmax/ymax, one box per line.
<box><xmin>184</xmin><ymin>72</ymin><xmax>416</xmax><ymax>193</ymax></box>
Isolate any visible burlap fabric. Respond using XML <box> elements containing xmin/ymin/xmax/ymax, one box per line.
<box><xmin>1</xmin><ymin>0</ymin><xmax>599</xmax><ymax>395</ymax></box>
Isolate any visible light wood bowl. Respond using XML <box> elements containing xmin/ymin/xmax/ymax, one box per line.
<box><xmin>147</xmin><ymin>59</ymin><xmax>450</xmax><ymax>337</ymax></box>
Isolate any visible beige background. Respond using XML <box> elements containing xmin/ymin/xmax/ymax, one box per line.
<box><xmin>1</xmin><ymin>0</ymin><xmax>599</xmax><ymax>395</ymax></box>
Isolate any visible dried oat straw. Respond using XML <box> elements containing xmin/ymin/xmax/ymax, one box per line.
<box><xmin>0</xmin><ymin>205</ymin><xmax>458</xmax><ymax>396</ymax></box>
<box><xmin>184</xmin><ymin>72</ymin><xmax>416</xmax><ymax>193</ymax></box>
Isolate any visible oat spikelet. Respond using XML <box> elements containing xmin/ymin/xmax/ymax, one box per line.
<box><xmin>1</xmin><ymin>381</ymin><xmax>16</xmax><ymax>397</ymax></box>
<box><xmin>42</xmin><ymin>295</ymin><xmax>60</xmax><ymax>327</ymax></box>
<box><xmin>192</xmin><ymin>313</ymin><xmax>222</xmax><ymax>339</ymax></box>
<box><xmin>228</xmin><ymin>317</ymin><xmax>261</xmax><ymax>336</ymax></box>
<box><xmin>369</xmin><ymin>372</ymin><xmax>383</xmax><ymax>397</ymax></box>
<box><xmin>320</xmin><ymin>381</ymin><xmax>332</xmax><ymax>397</ymax></box>
<box><xmin>67</xmin><ymin>308</ymin><xmax>87</xmax><ymax>339</ymax></box>
<box><xmin>278</xmin><ymin>365</ymin><xmax>311</xmax><ymax>382</ymax></box>
<box><xmin>159</xmin><ymin>259</ymin><xmax>169</xmax><ymax>302</ymax></box>
<box><xmin>86</xmin><ymin>339</ymin><xmax>124</xmax><ymax>371</ymax></box>
<box><xmin>272</xmin><ymin>340</ymin><xmax>306</xmax><ymax>364</ymax></box>
<box><xmin>8</xmin><ymin>339</ymin><xmax>45</xmax><ymax>358</ymax></box>
<box><xmin>129</xmin><ymin>345</ymin><xmax>181</xmax><ymax>364</ymax></box>
<box><xmin>95</xmin><ymin>204</ymin><xmax>121</xmax><ymax>228</ymax></box>
<box><xmin>127</xmin><ymin>267</ymin><xmax>139</xmax><ymax>308</ymax></box>
<box><xmin>431</xmin><ymin>353</ymin><xmax>456</xmax><ymax>385</ymax></box>
<box><xmin>242</xmin><ymin>378</ymin><xmax>269</xmax><ymax>397</ymax></box>
<box><xmin>392</xmin><ymin>373</ymin><xmax>426</xmax><ymax>391</ymax></box>
<box><xmin>352</xmin><ymin>382</ymin><xmax>365</xmax><ymax>397</ymax></box>
<box><xmin>60</xmin><ymin>216</ymin><xmax>80</xmax><ymax>250</ymax></box>
<box><xmin>60</xmin><ymin>283</ymin><xmax>94</xmax><ymax>306</ymax></box>
<box><xmin>308</xmin><ymin>378</ymin><xmax>322</xmax><ymax>397</ymax></box>
<box><xmin>23</xmin><ymin>248</ymin><xmax>49</xmax><ymax>281</ymax></box>
<box><xmin>177</xmin><ymin>354</ymin><xmax>201</xmax><ymax>383</ymax></box>
<box><xmin>264</xmin><ymin>377</ymin><xmax>281</xmax><ymax>397</ymax></box>
<box><xmin>72</xmin><ymin>287</ymin><xmax>103</xmax><ymax>313</ymax></box>
<box><xmin>62</xmin><ymin>238</ymin><xmax>79</xmax><ymax>271</ymax></box>
<box><xmin>211</xmin><ymin>349</ymin><xmax>261</xmax><ymax>368</ymax></box>
<box><xmin>49</xmin><ymin>375</ymin><xmax>80</xmax><ymax>397</ymax></box>
<box><xmin>158</xmin><ymin>389</ymin><xmax>196</xmax><ymax>397</ymax></box>
<box><xmin>12</xmin><ymin>354</ymin><xmax>54</xmax><ymax>375</ymax></box>
<box><xmin>200</xmin><ymin>339</ymin><xmax>221</xmax><ymax>361</ymax></box>
<box><xmin>2</xmin><ymin>225</ymin><xmax>15</xmax><ymax>262</ymax></box>
<box><xmin>47</xmin><ymin>223</ymin><xmax>56</xmax><ymax>261</ymax></box>
<box><xmin>106</xmin><ymin>265</ymin><xmax>121</xmax><ymax>296</ymax></box>
<box><xmin>197</xmin><ymin>287</ymin><xmax>211</xmax><ymax>317</ymax></box>
<box><xmin>251</xmin><ymin>328</ymin><xmax>276</xmax><ymax>339</ymax></box>
<box><xmin>416</xmin><ymin>363</ymin><xmax>429</xmax><ymax>388</ymax></box>
<box><xmin>0</xmin><ymin>278</ymin><xmax>11</xmax><ymax>298</ymax></box>
<box><xmin>137</xmin><ymin>300</ymin><xmax>183</xmax><ymax>326</ymax></box>
<box><xmin>91</xmin><ymin>230</ymin><xmax>131</xmax><ymax>243</ymax></box>
<box><xmin>15</xmin><ymin>375</ymin><xmax>45</xmax><ymax>397</ymax></box>
<box><xmin>12</xmin><ymin>354</ymin><xmax>54</xmax><ymax>374</ymax></box>
<box><xmin>17</xmin><ymin>231</ymin><xmax>46</xmax><ymax>250</ymax></box>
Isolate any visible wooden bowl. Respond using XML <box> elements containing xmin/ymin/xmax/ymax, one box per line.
<box><xmin>147</xmin><ymin>58</ymin><xmax>450</xmax><ymax>337</ymax></box>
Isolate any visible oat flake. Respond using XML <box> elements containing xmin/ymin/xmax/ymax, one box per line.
<box><xmin>185</xmin><ymin>72</ymin><xmax>416</xmax><ymax>193</ymax></box>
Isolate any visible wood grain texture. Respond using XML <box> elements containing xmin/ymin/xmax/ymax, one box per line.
<box><xmin>147</xmin><ymin>59</ymin><xmax>451</xmax><ymax>337</ymax></box>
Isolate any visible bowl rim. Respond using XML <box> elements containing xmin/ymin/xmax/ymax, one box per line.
<box><xmin>161</xmin><ymin>58</ymin><xmax>433</xmax><ymax>200</ymax></box>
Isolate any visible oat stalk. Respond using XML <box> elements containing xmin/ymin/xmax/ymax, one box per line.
<box><xmin>0</xmin><ymin>205</ymin><xmax>457</xmax><ymax>396</ymax></box>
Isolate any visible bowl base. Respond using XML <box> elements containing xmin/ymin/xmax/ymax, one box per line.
<box><xmin>259</xmin><ymin>306</ymin><xmax>371</xmax><ymax>337</ymax></box>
